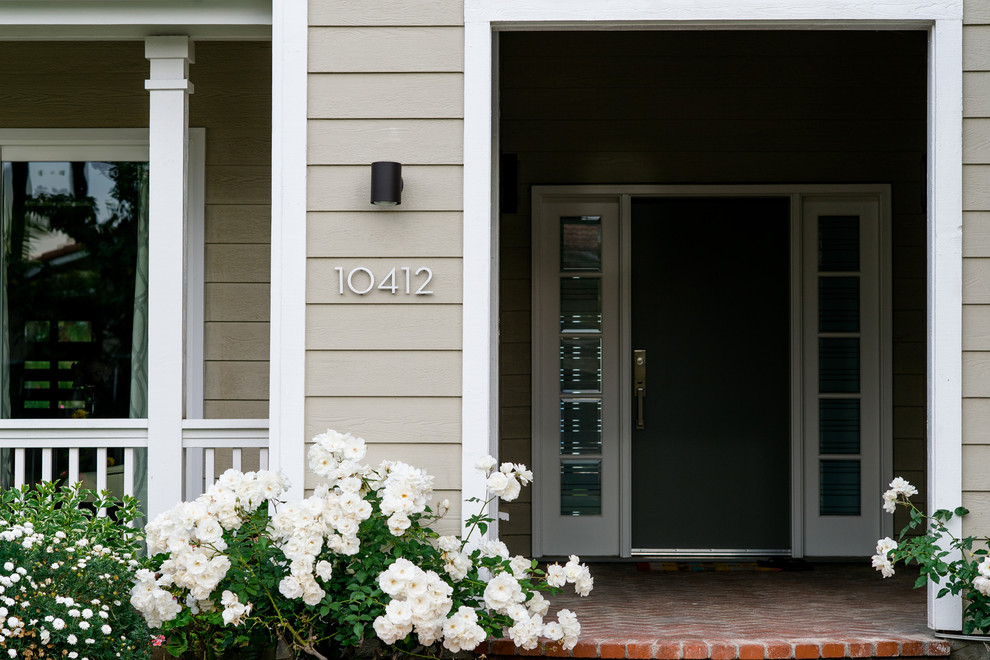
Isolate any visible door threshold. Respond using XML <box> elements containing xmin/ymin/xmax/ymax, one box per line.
<box><xmin>631</xmin><ymin>548</ymin><xmax>790</xmax><ymax>559</ymax></box>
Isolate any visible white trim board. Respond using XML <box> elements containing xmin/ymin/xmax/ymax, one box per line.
<box><xmin>268</xmin><ymin>0</ymin><xmax>307</xmax><ymax>501</ymax></box>
<box><xmin>0</xmin><ymin>1</ymin><xmax>271</xmax><ymax>40</ymax></box>
<box><xmin>462</xmin><ymin>0</ymin><xmax>963</xmax><ymax>631</ymax></box>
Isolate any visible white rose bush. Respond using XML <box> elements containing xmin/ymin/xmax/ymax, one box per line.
<box><xmin>872</xmin><ymin>477</ymin><xmax>990</xmax><ymax>634</ymax></box>
<box><xmin>134</xmin><ymin>430</ymin><xmax>593</xmax><ymax>659</ymax></box>
<box><xmin>0</xmin><ymin>482</ymin><xmax>152</xmax><ymax>659</ymax></box>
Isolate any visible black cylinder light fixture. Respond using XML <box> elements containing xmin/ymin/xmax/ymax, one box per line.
<box><xmin>371</xmin><ymin>161</ymin><xmax>403</xmax><ymax>206</ymax></box>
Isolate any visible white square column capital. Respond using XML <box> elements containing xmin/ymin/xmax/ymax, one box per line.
<box><xmin>145</xmin><ymin>36</ymin><xmax>195</xmax><ymax>94</ymax></box>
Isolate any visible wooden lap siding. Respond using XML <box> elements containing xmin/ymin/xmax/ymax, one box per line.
<box><xmin>305</xmin><ymin>0</ymin><xmax>465</xmax><ymax>536</ymax></box>
<box><xmin>196</xmin><ymin>42</ymin><xmax>273</xmax><ymax>422</ymax></box>
<box><xmin>962</xmin><ymin>5</ymin><xmax>990</xmax><ymax>539</ymax></box>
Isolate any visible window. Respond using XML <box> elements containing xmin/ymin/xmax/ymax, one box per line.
<box><xmin>1</xmin><ymin>160</ymin><xmax>149</xmax><ymax>420</ymax></box>
<box><xmin>0</xmin><ymin>129</ymin><xmax>205</xmax><ymax>504</ymax></box>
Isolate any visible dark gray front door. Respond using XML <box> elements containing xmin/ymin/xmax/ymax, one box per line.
<box><xmin>630</xmin><ymin>197</ymin><xmax>791</xmax><ymax>553</ymax></box>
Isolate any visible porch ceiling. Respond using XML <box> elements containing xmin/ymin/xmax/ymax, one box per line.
<box><xmin>479</xmin><ymin>563</ymin><xmax>951</xmax><ymax>660</ymax></box>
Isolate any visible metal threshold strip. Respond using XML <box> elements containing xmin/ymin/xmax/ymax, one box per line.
<box><xmin>631</xmin><ymin>548</ymin><xmax>791</xmax><ymax>558</ymax></box>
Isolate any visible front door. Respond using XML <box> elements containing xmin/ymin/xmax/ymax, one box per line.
<box><xmin>532</xmin><ymin>187</ymin><xmax>890</xmax><ymax>559</ymax></box>
<box><xmin>629</xmin><ymin>197</ymin><xmax>791</xmax><ymax>554</ymax></box>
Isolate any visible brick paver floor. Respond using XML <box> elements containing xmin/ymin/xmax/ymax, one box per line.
<box><xmin>479</xmin><ymin>563</ymin><xmax>951</xmax><ymax>659</ymax></box>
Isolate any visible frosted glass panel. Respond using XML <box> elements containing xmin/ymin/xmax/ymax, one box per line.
<box><xmin>819</xmin><ymin>277</ymin><xmax>859</xmax><ymax>333</ymax></box>
<box><xmin>561</xmin><ymin>460</ymin><xmax>602</xmax><ymax>516</ymax></box>
<box><xmin>560</xmin><ymin>216</ymin><xmax>602</xmax><ymax>272</ymax></box>
<box><xmin>820</xmin><ymin>460</ymin><xmax>860</xmax><ymax>516</ymax></box>
<box><xmin>819</xmin><ymin>338</ymin><xmax>860</xmax><ymax>393</ymax></box>
<box><xmin>818</xmin><ymin>216</ymin><xmax>859</xmax><ymax>271</ymax></box>
<box><xmin>559</xmin><ymin>337</ymin><xmax>602</xmax><ymax>393</ymax></box>
<box><xmin>819</xmin><ymin>399</ymin><xmax>860</xmax><ymax>454</ymax></box>
<box><xmin>560</xmin><ymin>278</ymin><xmax>601</xmax><ymax>333</ymax></box>
<box><xmin>560</xmin><ymin>399</ymin><xmax>602</xmax><ymax>455</ymax></box>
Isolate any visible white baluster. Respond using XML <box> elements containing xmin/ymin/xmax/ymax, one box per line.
<box><xmin>13</xmin><ymin>448</ymin><xmax>25</xmax><ymax>488</ymax></box>
<box><xmin>123</xmin><ymin>448</ymin><xmax>135</xmax><ymax>499</ymax></box>
<box><xmin>41</xmin><ymin>448</ymin><xmax>53</xmax><ymax>483</ymax></box>
<box><xmin>259</xmin><ymin>448</ymin><xmax>269</xmax><ymax>471</ymax></box>
<box><xmin>232</xmin><ymin>448</ymin><xmax>242</xmax><ymax>472</ymax></box>
<box><xmin>96</xmin><ymin>447</ymin><xmax>108</xmax><ymax>517</ymax></box>
<box><xmin>204</xmin><ymin>448</ymin><xmax>215</xmax><ymax>493</ymax></box>
<box><xmin>68</xmin><ymin>448</ymin><xmax>80</xmax><ymax>486</ymax></box>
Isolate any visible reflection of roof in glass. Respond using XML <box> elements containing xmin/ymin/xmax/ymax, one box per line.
<box><xmin>563</xmin><ymin>224</ymin><xmax>600</xmax><ymax>251</ymax></box>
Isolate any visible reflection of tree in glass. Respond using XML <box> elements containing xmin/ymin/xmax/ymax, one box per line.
<box><xmin>7</xmin><ymin>162</ymin><xmax>147</xmax><ymax>419</ymax></box>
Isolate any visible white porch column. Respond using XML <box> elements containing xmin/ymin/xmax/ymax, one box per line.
<box><xmin>145</xmin><ymin>36</ymin><xmax>194</xmax><ymax>520</ymax></box>
<box><xmin>269</xmin><ymin>0</ymin><xmax>307</xmax><ymax>500</ymax></box>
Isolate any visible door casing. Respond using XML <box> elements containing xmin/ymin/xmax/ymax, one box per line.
<box><xmin>531</xmin><ymin>184</ymin><xmax>893</xmax><ymax>558</ymax></box>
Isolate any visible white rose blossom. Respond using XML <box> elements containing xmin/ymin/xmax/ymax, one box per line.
<box><xmin>881</xmin><ymin>477</ymin><xmax>919</xmax><ymax>513</ymax></box>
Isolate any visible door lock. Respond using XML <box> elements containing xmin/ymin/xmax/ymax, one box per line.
<box><xmin>634</xmin><ymin>349</ymin><xmax>647</xmax><ymax>430</ymax></box>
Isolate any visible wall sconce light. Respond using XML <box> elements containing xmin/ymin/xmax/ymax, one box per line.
<box><xmin>371</xmin><ymin>161</ymin><xmax>402</xmax><ymax>206</ymax></box>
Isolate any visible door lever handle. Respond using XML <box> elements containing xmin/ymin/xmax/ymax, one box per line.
<box><xmin>634</xmin><ymin>350</ymin><xmax>647</xmax><ymax>430</ymax></box>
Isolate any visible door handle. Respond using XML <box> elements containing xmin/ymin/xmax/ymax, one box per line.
<box><xmin>634</xmin><ymin>349</ymin><xmax>646</xmax><ymax>430</ymax></box>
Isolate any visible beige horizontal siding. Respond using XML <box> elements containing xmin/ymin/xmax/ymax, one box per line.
<box><xmin>205</xmin><ymin>128</ymin><xmax>270</xmax><ymax>166</ymax></box>
<box><xmin>306</xmin><ymin>351</ymin><xmax>461</xmax><ymax>397</ymax></box>
<box><xmin>964</xmin><ymin>212</ymin><xmax>990</xmax><ymax>256</ymax></box>
<box><xmin>204</xmin><ymin>166</ymin><xmax>271</xmax><ymax>205</ymax></box>
<box><xmin>205</xmin><ymin>284</ymin><xmax>271</xmax><ymax>322</ymax></box>
<box><xmin>308</xmin><ymin>0</ymin><xmax>462</xmax><ymax>27</ymax></box>
<box><xmin>964</xmin><ymin>446</ymin><xmax>990</xmax><ymax>490</ymax></box>
<box><xmin>964</xmin><ymin>399</ymin><xmax>990</xmax><ymax>441</ymax></box>
<box><xmin>206</xmin><ymin>205</ymin><xmax>271</xmax><ymax>244</ymax></box>
<box><xmin>205</xmin><ymin>323</ymin><xmax>270</xmax><ymax>361</ymax></box>
<box><xmin>307</xmin><ymin>212</ymin><xmax>462</xmax><ymax>257</ymax></box>
<box><xmin>305</xmin><ymin>396</ymin><xmax>461</xmax><ymax>443</ymax></box>
<box><xmin>308</xmin><ymin>73</ymin><xmax>463</xmax><ymax>119</ymax></box>
<box><xmin>965</xmin><ymin>72</ymin><xmax>990</xmax><ymax>116</ymax></box>
<box><xmin>965</xmin><ymin>353</ymin><xmax>990</xmax><ymax>398</ymax></box>
<box><xmin>967</xmin><ymin>3</ymin><xmax>990</xmax><ymax>24</ymax></box>
<box><xmin>306</xmin><ymin>258</ymin><xmax>462</xmax><ymax>304</ymax></box>
<box><xmin>193</xmin><ymin>42</ymin><xmax>272</xmax><ymax>415</ymax></box>
<box><xmin>308</xmin><ymin>166</ymin><xmax>463</xmax><ymax>211</ymax></box>
<box><xmin>204</xmin><ymin>244</ymin><xmax>271</xmax><ymax>283</ymax></box>
<box><xmin>0</xmin><ymin>42</ymin><xmax>147</xmax><ymax>128</ymax></box>
<box><xmin>204</xmin><ymin>361</ymin><xmax>269</xmax><ymax>401</ymax></box>
<box><xmin>305</xmin><ymin>17</ymin><xmax>465</xmax><ymax>523</ymax></box>
<box><xmin>964</xmin><ymin>252</ymin><xmax>990</xmax><ymax>304</ymax></box>
<box><xmin>964</xmin><ymin>306</ymin><xmax>990</xmax><ymax>349</ymax></box>
<box><xmin>204</xmin><ymin>400</ymin><xmax>269</xmax><ymax>419</ymax></box>
<box><xmin>962</xmin><ymin>492</ymin><xmax>990</xmax><ymax>535</ymax></box>
<box><xmin>309</xmin><ymin>28</ymin><xmax>463</xmax><ymax>72</ymax></box>
<box><xmin>308</xmin><ymin>119</ymin><xmax>463</xmax><ymax>165</ymax></box>
<box><xmin>307</xmin><ymin>305</ymin><xmax>461</xmax><ymax>350</ymax></box>
<box><xmin>965</xmin><ymin>12</ymin><xmax>990</xmax><ymax>537</ymax></box>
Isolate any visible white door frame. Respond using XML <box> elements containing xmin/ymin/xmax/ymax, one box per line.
<box><xmin>463</xmin><ymin>0</ymin><xmax>962</xmax><ymax>629</ymax></box>
<box><xmin>531</xmin><ymin>185</ymin><xmax>893</xmax><ymax>559</ymax></box>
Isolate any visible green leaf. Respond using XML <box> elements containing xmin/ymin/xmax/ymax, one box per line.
<box><xmin>166</xmin><ymin>634</ymin><xmax>189</xmax><ymax>656</ymax></box>
<box><xmin>353</xmin><ymin>622</ymin><xmax>363</xmax><ymax>639</ymax></box>
<box><xmin>914</xmin><ymin>575</ymin><xmax>928</xmax><ymax>589</ymax></box>
<box><xmin>955</xmin><ymin>506</ymin><xmax>970</xmax><ymax>517</ymax></box>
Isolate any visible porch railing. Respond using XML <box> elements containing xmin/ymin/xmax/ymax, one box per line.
<box><xmin>181</xmin><ymin>419</ymin><xmax>270</xmax><ymax>499</ymax></box>
<box><xmin>0</xmin><ymin>418</ymin><xmax>270</xmax><ymax>511</ymax></box>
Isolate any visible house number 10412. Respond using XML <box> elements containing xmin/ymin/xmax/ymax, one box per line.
<box><xmin>334</xmin><ymin>266</ymin><xmax>434</xmax><ymax>296</ymax></box>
